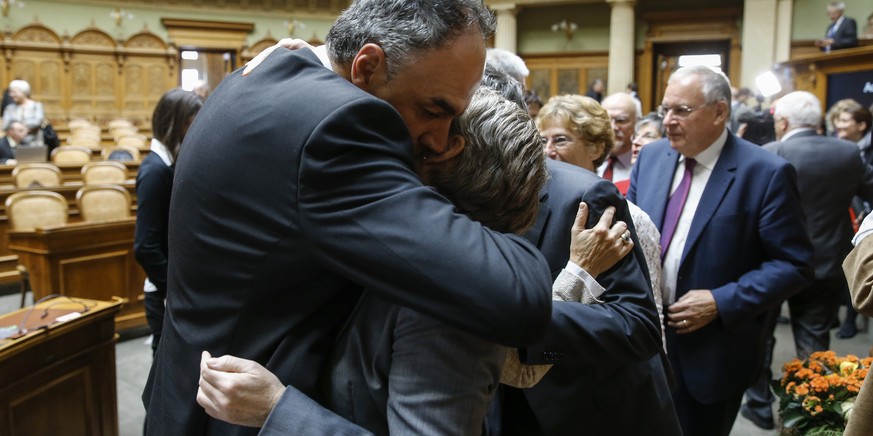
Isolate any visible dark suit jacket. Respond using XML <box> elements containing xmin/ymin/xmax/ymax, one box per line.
<box><xmin>826</xmin><ymin>17</ymin><xmax>858</xmax><ymax>50</ymax></box>
<box><xmin>142</xmin><ymin>48</ymin><xmax>553</xmax><ymax>435</ymax></box>
<box><xmin>0</xmin><ymin>137</ymin><xmax>15</xmax><ymax>162</ymax></box>
<box><xmin>495</xmin><ymin>160</ymin><xmax>679</xmax><ymax>435</ymax></box>
<box><xmin>628</xmin><ymin>133</ymin><xmax>813</xmax><ymax>404</ymax></box>
<box><xmin>764</xmin><ymin>131</ymin><xmax>873</xmax><ymax>279</ymax></box>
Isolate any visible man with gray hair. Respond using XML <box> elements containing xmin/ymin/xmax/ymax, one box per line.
<box><xmin>598</xmin><ymin>92</ymin><xmax>641</xmax><ymax>194</ymax></box>
<box><xmin>485</xmin><ymin>48</ymin><xmax>529</xmax><ymax>85</ymax></box>
<box><xmin>628</xmin><ymin>66</ymin><xmax>813</xmax><ymax>435</ymax></box>
<box><xmin>816</xmin><ymin>1</ymin><xmax>858</xmax><ymax>51</ymax></box>
<box><xmin>740</xmin><ymin>91</ymin><xmax>873</xmax><ymax>429</ymax></box>
<box><xmin>143</xmin><ymin>1</ymin><xmax>555</xmax><ymax>434</ymax></box>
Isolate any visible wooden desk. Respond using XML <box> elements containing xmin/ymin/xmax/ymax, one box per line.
<box><xmin>7</xmin><ymin>218</ymin><xmax>146</xmax><ymax>330</ymax></box>
<box><xmin>0</xmin><ymin>297</ymin><xmax>121</xmax><ymax>436</ymax></box>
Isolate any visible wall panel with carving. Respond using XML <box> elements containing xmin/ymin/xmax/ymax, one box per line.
<box><xmin>0</xmin><ymin>22</ymin><xmax>177</xmax><ymax>130</ymax></box>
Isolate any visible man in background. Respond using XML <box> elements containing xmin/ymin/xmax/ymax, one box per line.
<box><xmin>0</xmin><ymin>120</ymin><xmax>28</xmax><ymax>164</ymax></box>
<box><xmin>816</xmin><ymin>1</ymin><xmax>858</xmax><ymax>51</ymax></box>
<box><xmin>586</xmin><ymin>78</ymin><xmax>605</xmax><ymax>102</ymax></box>
<box><xmin>598</xmin><ymin>92</ymin><xmax>640</xmax><ymax>194</ymax></box>
<box><xmin>629</xmin><ymin>66</ymin><xmax>813</xmax><ymax>436</ymax></box>
<box><xmin>741</xmin><ymin>91</ymin><xmax>873</xmax><ymax>429</ymax></box>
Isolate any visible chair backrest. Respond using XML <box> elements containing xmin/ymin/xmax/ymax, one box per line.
<box><xmin>116</xmin><ymin>134</ymin><xmax>147</xmax><ymax>149</ymax></box>
<box><xmin>81</xmin><ymin>161</ymin><xmax>127</xmax><ymax>185</ymax></box>
<box><xmin>107</xmin><ymin>119</ymin><xmax>133</xmax><ymax>130</ymax></box>
<box><xmin>52</xmin><ymin>146</ymin><xmax>93</xmax><ymax>165</ymax></box>
<box><xmin>70</xmin><ymin>124</ymin><xmax>101</xmax><ymax>137</ymax></box>
<box><xmin>6</xmin><ymin>191</ymin><xmax>69</xmax><ymax>230</ymax></box>
<box><xmin>12</xmin><ymin>163</ymin><xmax>63</xmax><ymax>188</ymax></box>
<box><xmin>111</xmin><ymin>126</ymin><xmax>138</xmax><ymax>140</ymax></box>
<box><xmin>101</xmin><ymin>146</ymin><xmax>140</xmax><ymax>162</ymax></box>
<box><xmin>67</xmin><ymin>119</ymin><xmax>92</xmax><ymax>131</ymax></box>
<box><xmin>67</xmin><ymin>137</ymin><xmax>101</xmax><ymax>150</ymax></box>
<box><xmin>76</xmin><ymin>184</ymin><xmax>131</xmax><ymax>222</ymax></box>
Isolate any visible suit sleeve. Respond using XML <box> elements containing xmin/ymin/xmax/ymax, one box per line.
<box><xmin>711</xmin><ymin>161</ymin><xmax>814</xmax><ymax>327</ymax></box>
<box><xmin>297</xmin><ymin>99</ymin><xmax>552</xmax><ymax>348</ymax></box>
<box><xmin>259</xmin><ymin>387</ymin><xmax>373</xmax><ymax>436</ymax></box>
<box><xmin>834</xmin><ymin>18</ymin><xmax>858</xmax><ymax>48</ymax></box>
<box><xmin>844</xmin><ymin>236</ymin><xmax>873</xmax><ymax>317</ymax></box>
<box><xmin>521</xmin><ymin>180</ymin><xmax>662</xmax><ymax>365</ymax></box>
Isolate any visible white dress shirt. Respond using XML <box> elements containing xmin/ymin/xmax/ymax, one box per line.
<box><xmin>662</xmin><ymin>129</ymin><xmax>728</xmax><ymax>304</ymax></box>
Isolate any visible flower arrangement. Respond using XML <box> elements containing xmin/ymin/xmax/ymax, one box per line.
<box><xmin>773</xmin><ymin>351</ymin><xmax>871</xmax><ymax>436</ymax></box>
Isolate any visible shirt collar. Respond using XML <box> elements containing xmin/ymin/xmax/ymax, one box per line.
<box><xmin>681</xmin><ymin>128</ymin><xmax>727</xmax><ymax>171</ymax></box>
<box><xmin>313</xmin><ymin>45</ymin><xmax>333</xmax><ymax>71</ymax></box>
<box><xmin>150</xmin><ymin>138</ymin><xmax>173</xmax><ymax>166</ymax></box>
<box><xmin>613</xmin><ymin>148</ymin><xmax>633</xmax><ymax>167</ymax></box>
<box><xmin>781</xmin><ymin>127</ymin><xmax>816</xmax><ymax>142</ymax></box>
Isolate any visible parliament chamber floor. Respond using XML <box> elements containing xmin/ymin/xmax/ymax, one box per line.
<box><xmin>1</xmin><ymin>289</ymin><xmax>870</xmax><ymax>436</ymax></box>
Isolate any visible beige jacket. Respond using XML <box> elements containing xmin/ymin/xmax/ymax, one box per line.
<box><xmin>842</xmin><ymin>235</ymin><xmax>873</xmax><ymax>436</ymax></box>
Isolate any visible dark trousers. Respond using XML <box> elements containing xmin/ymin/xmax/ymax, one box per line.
<box><xmin>673</xmin><ymin>371</ymin><xmax>743</xmax><ymax>436</ymax></box>
<box><xmin>744</xmin><ymin>278</ymin><xmax>842</xmax><ymax>415</ymax></box>
<box><xmin>143</xmin><ymin>290</ymin><xmax>166</xmax><ymax>356</ymax></box>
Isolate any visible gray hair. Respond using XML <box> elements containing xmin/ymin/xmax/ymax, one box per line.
<box><xmin>602</xmin><ymin>92</ymin><xmax>642</xmax><ymax>119</ymax></box>
<box><xmin>635</xmin><ymin>112</ymin><xmax>665</xmax><ymax>136</ymax></box>
<box><xmin>326</xmin><ymin>0</ymin><xmax>495</xmax><ymax>79</ymax></box>
<box><xmin>668</xmin><ymin>66</ymin><xmax>732</xmax><ymax>112</ymax></box>
<box><xmin>428</xmin><ymin>87</ymin><xmax>547</xmax><ymax>235</ymax></box>
<box><xmin>774</xmin><ymin>91</ymin><xmax>822</xmax><ymax>128</ymax></box>
<box><xmin>486</xmin><ymin>48</ymin><xmax>529</xmax><ymax>84</ymax></box>
<box><xmin>828</xmin><ymin>2</ymin><xmax>845</xmax><ymax>11</ymax></box>
<box><xmin>8</xmin><ymin>79</ymin><xmax>30</xmax><ymax>97</ymax></box>
<box><xmin>481</xmin><ymin>63</ymin><xmax>525</xmax><ymax>110</ymax></box>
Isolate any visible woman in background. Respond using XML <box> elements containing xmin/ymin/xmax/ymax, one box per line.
<box><xmin>134</xmin><ymin>88</ymin><xmax>202</xmax><ymax>354</ymax></box>
<box><xmin>1</xmin><ymin>79</ymin><xmax>44</xmax><ymax>145</ymax></box>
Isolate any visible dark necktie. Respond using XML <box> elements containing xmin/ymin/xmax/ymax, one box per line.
<box><xmin>660</xmin><ymin>158</ymin><xmax>696</xmax><ymax>261</ymax></box>
<box><xmin>602</xmin><ymin>156</ymin><xmax>617</xmax><ymax>181</ymax></box>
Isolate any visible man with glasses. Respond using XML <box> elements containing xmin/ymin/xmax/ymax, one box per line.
<box><xmin>628</xmin><ymin>65</ymin><xmax>813</xmax><ymax>436</ymax></box>
<box><xmin>599</xmin><ymin>92</ymin><xmax>641</xmax><ymax>195</ymax></box>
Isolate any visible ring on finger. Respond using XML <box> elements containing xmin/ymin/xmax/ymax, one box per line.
<box><xmin>681</xmin><ymin>319</ymin><xmax>688</xmax><ymax>327</ymax></box>
<box><xmin>621</xmin><ymin>231</ymin><xmax>632</xmax><ymax>243</ymax></box>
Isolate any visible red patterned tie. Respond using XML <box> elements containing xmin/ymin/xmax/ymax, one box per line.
<box><xmin>660</xmin><ymin>158</ymin><xmax>696</xmax><ymax>261</ymax></box>
<box><xmin>602</xmin><ymin>156</ymin><xmax>617</xmax><ymax>181</ymax></box>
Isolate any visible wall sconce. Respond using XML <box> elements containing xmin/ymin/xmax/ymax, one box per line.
<box><xmin>551</xmin><ymin>19</ymin><xmax>577</xmax><ymax>40</ymax></box>
<box><xmin>1</xmin><ymin>0</ymin><xmax>25</xmax><ymax>18</ymax></box>
<box><xmin>285</xmin><ymin>17</ymin><xmax>306</xmax><ymax>36</ymax></box>
<box><xmin>110</xmin><ymin>7</ymin><xmax>133</xmax><ymax>27</ymax></box>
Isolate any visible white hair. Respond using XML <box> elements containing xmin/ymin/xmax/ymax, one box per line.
<box><xmin>486</xmin><ymin>48</ymin><xmax>529</xmax><ymax>84</ymax></box>
<box><xmin>8</xmin><ymin>79</ymin><xmax>30</xmax><ymax>96</ymax></box>
<box><xmin>828</xmin><ymin>2</ymin><xmax>845</xmax><ymax>11</ymax></box>
<box><xmin>668</xmin><ymin>66</ymin><xmax>732</xmax><ymax>111</ymax></box>
<box><xmin>774</xmin><ymin>91</ymin><xmax>822</xmax><ymax>128</ymax></box>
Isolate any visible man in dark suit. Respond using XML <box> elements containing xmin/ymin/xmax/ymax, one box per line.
<box><xmin>816</xmin><ymin>1</ymin><xmax>858</xmax><ymax>51</ymax></box>
<box><xmin>0</xmin><ymin>120</ymin><xmax>26</xmax><ymax>164</ymax></box>
<box><xmin>628</xmin><ymin>66</ymin><xmax>814</xmax><ymax>436</ymax></box>
<box><xmin>142</xmin><ymin>2</ymin><xmax>554</xmax><ymax>435</ymax></box>
<box><xmin>740</xmin><ymin>91</ymin><xmax>873</xmax><ymax>429</ymax></box>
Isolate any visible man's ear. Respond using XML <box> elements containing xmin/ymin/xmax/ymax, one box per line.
<box><xmin>350</xmin><ymin>43</ymin><xmax>387</xmax><ymax>91</ymax></box>
<box><xmin>714</xmin><ymin>100</ymin><xmax>730</xmax><ymax>124</ymax></box>
<box><xmin>426</xmin><ymin>135</ymin><xmax>466</xmax><ymax>164</ymax></box>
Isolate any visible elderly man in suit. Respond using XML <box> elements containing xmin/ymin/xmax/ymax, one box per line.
<box><xmin>598</xmin><ymin>93</ymin><xmax>640</xmax><ymax>194</ymax></box>
<box><xmin>142</xmin><ymin>1</ymin><xmax>555</xmax><ymax>435</ymax></box>
<box><xmin>740</xmin><ymin>91</ymin><xmax>873</xmax><ymax>429</ymax></box>
<box><xmin>628</xmin><ymin>65</ymin><xmax>814</xmax><ymax>436</ymax></box>
<box><xmin>0</xmin><ymin>120</ymin><xmax>27</xmax><ymax>164</ymax></box>
<box><xmin>816</xmin><ymin>1</ymin><xmax>858</xmax><ymax>52</ymax></box>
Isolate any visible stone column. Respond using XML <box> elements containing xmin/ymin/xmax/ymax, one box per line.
<box><xmin>774</xmin><ymin>0</ymin><xmax>793</xmax><ymax>63</ymax></box>
<box><xmin>740</xmin><ymin>0</ymin><xmax>779</xmax><ymax>90</ymax></box>
<box><xmin>491</xmin><ymin>3</ymin><xmax>518</xmax><ymax>52</ymax></box>
<box><xmin>606</xmin><ymin>0</ymin><xmax>636</xmax><ymax>95</ymax></box>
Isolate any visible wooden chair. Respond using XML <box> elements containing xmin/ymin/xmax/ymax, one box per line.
<box><xmin>67</xmin><ymin>119</ymin><xmax>92</xmax><ymax>131</ymax></box>
<box><xmin>68</xmin><ymin>137</ymin><xmax>101</xmax><ymax>150</ymax></box>
<box><xmin>12</xmin><ymin>163</ymin><xmax>63</xmax><ymax>188</ymax></box>
<box><xmin>81</xmin><ymin>161</ymin><xmax>127</xmax><ymax>185</ymax></box>
<box><xmin>70</xmin><ymin>124</ymin><xmax>101</xmax><ymax>137</ymax></box>
<box><xmin>76</xmin><ymin>184</ymin><xmax>131</xmax><ymax>222</ymax></box>
<box><xmin>101</xmin><ymin>145</ymin><xmax>140</xmax><ymax>162</ymax></box>
<box><xmin>52</xmin><ymin>145</ymin><xmax>93</xmax><ymax>165</ymax></box>
<box><xmin>111</xmin><ymin>125</ymin><xmax>138</xmax><ymax>140</ymax></box>
<box><xmin>6</xmin><ymin>191</ymin><xmax>69</xmax><ymax>308</ymax></box>
<box><xmin>107</xmin><ymin>119</ymin><xmax>133</xmax><ymax>131</ymax></box>
<box><xmin>116</xmin><ymin>134</ymin><xmax>147</xmax><ymax>149</ymax></box>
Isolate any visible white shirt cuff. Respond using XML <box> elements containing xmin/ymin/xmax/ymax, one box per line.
<box><xmin>854</xmin><ymin>214</ymin><xmax>873</xmax><ymax>246</ymax></box>
<box><xmin>564</xmin><ymin>261</ymin><xmax>606</xmax><ymax>298</ymax></box>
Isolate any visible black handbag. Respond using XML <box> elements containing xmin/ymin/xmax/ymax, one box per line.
<box><xmin>41</xmin><ymin>120</ymin><xmax>60</xmax><ymax>151</ymax></box>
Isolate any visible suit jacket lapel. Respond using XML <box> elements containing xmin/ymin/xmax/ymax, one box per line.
<box><xmin>680</xmin><ymin>135</ymin><xmax>737</xmax><ymax>267</ymax></box>
<box><xmin>648</xmin><ymin>147</ymin><xmax>680</xmax><ymax>230</ymax></box>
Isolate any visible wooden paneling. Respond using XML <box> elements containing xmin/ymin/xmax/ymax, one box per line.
<box><xmin>7</xmin><ymin>218</ymin><xmax>145</xmax><ymax>330</ymax></box>
<box><xmin>523</xmin><ymin>53</ymin><xmax>609</xmax><ymax>102</ymax></box>
<box><xmin>0</xmin><ymin>298</ymin><xmax>121</xmax><ymax>436</ymax></box>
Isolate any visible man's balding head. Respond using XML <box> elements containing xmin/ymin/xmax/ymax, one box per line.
<box><xmin>601</xmin><ymin>92</ymin><xmax>640</xmax><ymax>155</ymax></box>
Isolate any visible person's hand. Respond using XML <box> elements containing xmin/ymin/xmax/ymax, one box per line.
<box><xmin>569</xmin><ymin>202</ymin><xmax>633</xmax><ymax>278</ymax></box>
<box><xmin>197</xmin><ymin>351</ymin><xmax>286</xmax><ymax>428</ymax></box>
<box><xmin>243</xmin><ymin>38</ymin><xmax>315</xmax><ymax>76</ymax></box>
<box><xmin>815</xmin><ymin>38</ymin><xmax>834</xmax><ymax>47</ymax></box>
<box><xmin>666</xmin><ymin>290</ymin><xmax>718</xmax><ymax>334</ymax></box>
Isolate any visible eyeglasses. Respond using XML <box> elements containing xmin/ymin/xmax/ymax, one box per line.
<box><xmin>657</xmin><ymin>103</ymin><xmax>713</xmax><ymax>119</ymax></box>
